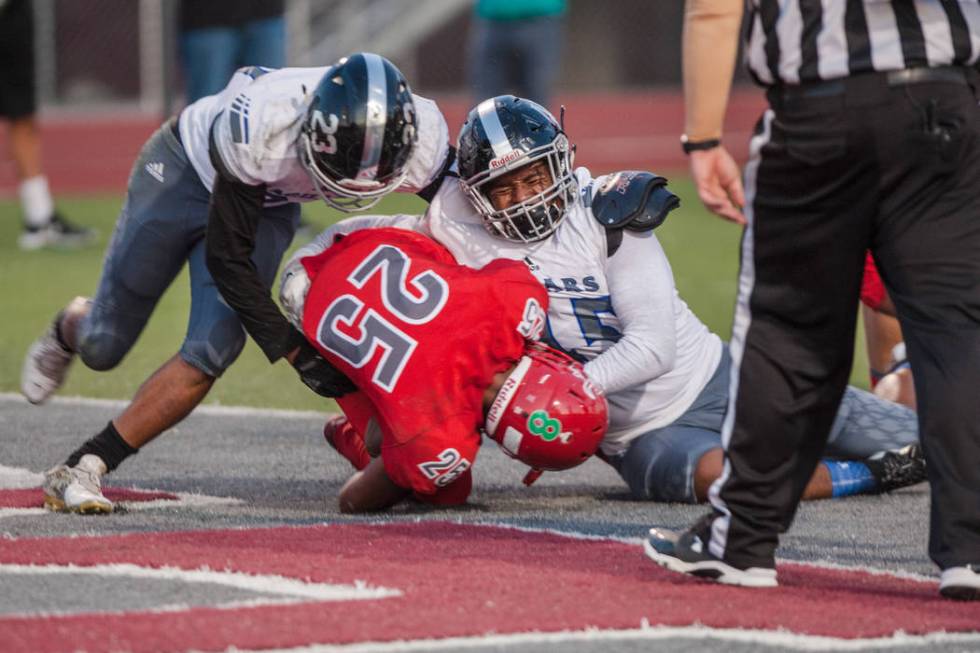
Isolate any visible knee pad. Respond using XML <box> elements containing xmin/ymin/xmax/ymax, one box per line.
<box><xmin>619</xmin><ymin>437</ymin><xmax>697</xmax><ymax>504</ymax></box>
<box><xmin>179</xmin><ymin>315</ymin><xmax>246</xmax><ymax>377</ymax></box>
<box><xmin>76</xmin><ymin>331</ymin><xmax>130</xmax><ymax>371</ymax></box>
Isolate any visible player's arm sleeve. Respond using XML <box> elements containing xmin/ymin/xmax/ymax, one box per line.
<box><xmin>683</xmin><ymin>0</ymin><xmax>743</xmax><ymax>141</ymax></box>
<box><xmin>582</xmin><ymin>230</ymin><xmax>678</xmax><ymax>394</ymax></box>
<box><xmin>414</xmin><ymin>468</ymin><xmax>472</xmax><ymax>506</ymax></box>
<box><xmin>205</xmin><ymin>139</ymin><xmax>305</xmax><ymax>363</ymax></box>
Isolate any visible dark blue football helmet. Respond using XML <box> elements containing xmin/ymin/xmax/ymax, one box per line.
<box><xmin>299</xmin><ymin>53</ymin><xmax>417</xmax><ymax>212</ymax></box>
<box><xmin>457</xmin><ymin>95</ymin><xmax>577</xmax><ymax>243</ymax></box>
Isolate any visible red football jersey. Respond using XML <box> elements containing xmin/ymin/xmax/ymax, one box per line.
<box><xmin>861</xmin><ymin>251</ymin><xmax>886</xmax><ymax>310</ymax></box>
<box><xmin>301</xmin><ymin>228</ymin><xmax>548</xmax><ymax>496</ymax></box>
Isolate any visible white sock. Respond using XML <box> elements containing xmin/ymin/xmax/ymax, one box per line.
<box><xmin>19</xmin><ymin>175</ymin><xmax>55</xmax><ymax>228</ymax></box>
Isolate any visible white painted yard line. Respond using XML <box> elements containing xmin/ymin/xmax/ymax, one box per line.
<box><xmin>0</xmin><ymin>463</ymin><xmax>242</xmax><ymax>518</ymax></box>
<box><xmin>0</xmin><ymin>563</ymin><xmax>400</xmax><ymax>619</ymax></box>
<box><xmin>0</xmin><ymin>464</ymin><xmax>43</xmax><ymax>488</ymax></box>
<box><xmin>208</xmin><ymin>625</ymin><xmax>980</xmax><ymax>653</ymax></box>
<box><xmin>0</xmin><ymin>392</ymin><xmax>336</xmax><ymax>421</ymax></box>
<box><xmin>0</xmin><ymin>507</ymin><xmax>46</xmax><ymax>518</ymax></box>
<box><xmin>0</xmin><ymin>563</ymin><xmax>399</xmax><ymax>601</ymax></box>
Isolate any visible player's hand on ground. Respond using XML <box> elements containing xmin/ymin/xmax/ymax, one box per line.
<box><xmin>290</xmin><ymin>341</ymin><xmax>356</xmax><ymax>397</ymax></box>
<box><xmin>689</xmin><ymin>146</ymin><xmax>746</xmax><ymax>225</ymax></box>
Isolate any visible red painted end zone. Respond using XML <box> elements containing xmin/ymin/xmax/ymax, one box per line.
<box><xmin>1</xmin><ymin>522</ymin><xmax>977</xmax><ymax>653</ymax></box>
<box><xmin>0</xmin><ymin>488</ymin><xmax>179</xmax><ymax>509</ymax></box>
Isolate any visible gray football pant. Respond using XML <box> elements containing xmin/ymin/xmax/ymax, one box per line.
<box><xmin>612</xmin><ymin>349</ymin><xmax>917</xmax><ymax>503</ymax></box>
<box><xmin>76</xmin><ymin>121</ymin><xmax>299</xmax><ymax>377</ymax></box>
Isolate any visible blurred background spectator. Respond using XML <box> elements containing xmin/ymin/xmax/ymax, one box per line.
<box><xmin>1</xmin><ymin>0</ymin><xmax>92</xmax><ymax>250</ymax></box>
<box><xmin>178</xmin><ymin>0</ymin><xmax>286</xmax><ymax>103</ymax></box>
<box><xmin>0</xmin><ymin>1</ymin><xmax>759</xmax><ymax>202</ymax></box>
<box><xmin>466</xmin><ymin>0</ymin><xmax>566</xmax><ymax>110</ymax></box>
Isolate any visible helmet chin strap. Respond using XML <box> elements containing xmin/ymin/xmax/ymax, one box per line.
<box><xmin>522</xmin><ymin>469</ymin><xmax>544</xmax><ymax>486</ymax></box>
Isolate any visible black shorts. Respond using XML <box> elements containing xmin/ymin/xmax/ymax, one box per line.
<box><xmin>0</xmin><ymin>0</ymin><xmax>36</xmax><ymax>119</ymax></box>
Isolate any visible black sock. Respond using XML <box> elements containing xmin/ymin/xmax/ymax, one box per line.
<box><xmin>65</xmin><ymin>421</ymin><xmax>138</xmax><ymax>471</ymax></box>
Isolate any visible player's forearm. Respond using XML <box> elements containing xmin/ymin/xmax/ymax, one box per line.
<box><xmin>584</xmin><ymin>334</ymin><xmax>675</xmax><ymax>395</ymax></box>
<box><xmin>338</xmin><ymin>457</ymin><xmax>410</xmax><ymax>513</ymax></box>
<box><xmin>683</xmin><ymin>0</ymin><xmax>743</xmax><ymax>141</ymax></box>
<box><xmin>585</xmin><ymin>231</ymin><xmax>679</xmax><ymax>393</ymax></box>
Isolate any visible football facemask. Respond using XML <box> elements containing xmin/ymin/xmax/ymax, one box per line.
<box><xmin>457</xmin><ymin>96</ymin><xmax>577</xmax><ymax>243</ymax></box>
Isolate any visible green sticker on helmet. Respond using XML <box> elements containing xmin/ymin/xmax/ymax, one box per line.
<box><xmin>527</xmin><ymin>410</ymin><xmax>562</xmax><ymax>442</ymax></box>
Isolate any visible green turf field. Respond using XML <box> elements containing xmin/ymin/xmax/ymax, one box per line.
<box><xmin>0</xmin><ymin>179</ymin><xmax>869</xmax><ymax>411</ymax></box>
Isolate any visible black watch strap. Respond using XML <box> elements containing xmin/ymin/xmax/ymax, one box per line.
<box><xmin>680</xmin><ymin>135</ymin><xmax>721</xmax><ymax>154</ymax></box>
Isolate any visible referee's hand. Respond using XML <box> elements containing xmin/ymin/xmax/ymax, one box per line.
<box><xmin>689</xmin><ymin>146</ymin><xmax>746</xmax><ymax>225</ymax></box>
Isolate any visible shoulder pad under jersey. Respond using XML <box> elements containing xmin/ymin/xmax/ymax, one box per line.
<box><xmin>591</xmin><ymin>171</ymin><xmax>680</xmax><ymax>233</ymax></box>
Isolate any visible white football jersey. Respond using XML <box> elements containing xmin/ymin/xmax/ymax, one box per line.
<box><xmin>424</xmin><ymin>169</ymin><xmax>723</xmax><ymax>455</ymax></box>
<box><xmin>178</xmin><ymin>66</ymin><xmax>450</xmax><ymax>205</ymax></box>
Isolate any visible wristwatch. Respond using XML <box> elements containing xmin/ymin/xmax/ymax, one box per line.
<box><xmin>680</xmin><ymin>134</ymin><xmax>721</xmax><ymax>154</ymax></box>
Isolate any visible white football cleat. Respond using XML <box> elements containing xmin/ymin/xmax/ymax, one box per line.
<box><xmin>21</xmin><ymin>320</ymin><xmax>75</xmax><ymax>404</ymax></box>
<box><xmin>42</xmin><ymin>455</ymin><xmax>113</xmax><ymax>514</ymax></box>
<box><xmin>18</xmin><ymin>213</ymin><xmax>96</xmax><ymax>251</ymax></box>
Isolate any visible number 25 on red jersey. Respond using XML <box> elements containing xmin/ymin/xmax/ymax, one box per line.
<box><xmin>314</xmin><ymin>244</ymin><xmax>449</xmax><ymax>393</ymax></box>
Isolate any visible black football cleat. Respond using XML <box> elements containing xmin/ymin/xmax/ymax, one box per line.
<box><xmin>865</xmin><ymin>444</ymin><xmax>927</xmax><ymax>493</ymax></box>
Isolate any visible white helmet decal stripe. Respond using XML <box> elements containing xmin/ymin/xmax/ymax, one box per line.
<box><xmin>477</xmin><ymin>98</ymin><xmax>514</xmax><ymax>162</ymax></box>
<box><xmin>485</xmin><ymin>355</ymin><xmax>532</xmax><ymax>437</ymax></box>
<box><xmin>358</xmin><ymin>53</ymin><xmax>388</xmax><ymax>181</ymax></box>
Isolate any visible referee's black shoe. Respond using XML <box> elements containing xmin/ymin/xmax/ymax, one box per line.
<box><xmin>644</xmin><ymin>513</ymin><xmax>778</xmax><ymax>588</ymax></box>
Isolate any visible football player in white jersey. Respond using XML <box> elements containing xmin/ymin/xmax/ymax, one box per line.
<box><xmin>20</xmin><ymin>53</ymin><xmax>453</xmax><ymax>514</ymax></box>
<box><xmin>294</xmin><ymin>95</ymin><xmax>926</xmax><ymax>504</ymax></box>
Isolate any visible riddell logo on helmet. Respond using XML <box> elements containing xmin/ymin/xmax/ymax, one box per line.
<box><xmin>489</xmin><ymin>150</ymin><xmax>524</xmax><ymax>169</ymax></box>
<box><xmin>486</xmin><ymin>375</ymin><xmax>520</xmax><ymax>429</ymax></box>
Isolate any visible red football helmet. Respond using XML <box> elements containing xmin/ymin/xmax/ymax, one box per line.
<box><xmin>484</xmin><ymin>343</ymin><xmax>608</xmax><ymax>484</ymax></box>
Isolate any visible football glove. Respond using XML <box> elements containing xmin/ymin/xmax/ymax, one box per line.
<box><xmin>291</xmin><ymin>340</ymin><xmax>356</xmax><ymax>397</ymax></box>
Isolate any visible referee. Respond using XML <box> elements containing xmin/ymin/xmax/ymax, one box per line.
<box><xmin>645</xmin><ymin>0</ymin><xmax>980</xmax><ymax>600</ymax></box>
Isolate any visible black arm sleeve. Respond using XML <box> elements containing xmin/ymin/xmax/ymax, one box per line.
<box><xmin>204</xmin><ymin>147</ymin><xmax>305</xmax><ymax>363</ymax></box>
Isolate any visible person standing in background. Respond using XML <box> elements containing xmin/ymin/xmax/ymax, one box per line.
<box><xmin>466</xmin><ymin>0</ymin><xmax>565</xmax><ymax>110</ymax></box>
<box><xmin>179</xmin><ymin>1</ymin><xmax>318</xmax><ymax>237</ymax></box>
<box><xmin>645</xmin><ymin>0</ymin><xmax>980</xmax><ymax>601</ymax></box>
<box><xmin>1</xmin><ymin>0</ymin><xmax>94</xmax><ymax>250</ymax></box>
<box><xmin>179</xmin><ymin>0</ymin><xmax>286</xmax><ymax>103</ymax></box>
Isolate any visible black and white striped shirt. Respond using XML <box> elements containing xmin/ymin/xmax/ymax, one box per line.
<box><xmin>745</xmin><ymin>0</ymin><xmax>980</xmax><ymax>85</ymax></box>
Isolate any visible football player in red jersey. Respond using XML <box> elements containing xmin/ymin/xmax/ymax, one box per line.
<box><xmin>861</xmin><ymin>253</ymin><xmax>915</xmax><ymax>409</ymax></box>
<box><xmin>280</xmin><ymin>226</ymin><xmax>608</xmax><ymax>512</ymax></box>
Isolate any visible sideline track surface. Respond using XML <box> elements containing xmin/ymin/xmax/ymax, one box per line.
<box><xmin>1</xmin><ymin>394</ymin><xmax>977</xmax><ymax>653</ymax></box>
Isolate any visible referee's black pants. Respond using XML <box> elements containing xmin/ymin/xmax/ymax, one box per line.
<box><xmin>708</xmin><ymin>69</ymin><xmax>980</xmax><ymax>572</ymax></box>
